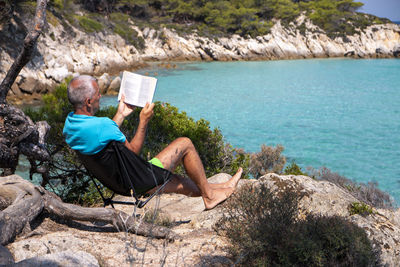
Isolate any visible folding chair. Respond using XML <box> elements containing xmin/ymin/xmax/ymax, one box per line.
<box><xmin>76</xmin><ymin>141</ymin><xmax>172</xmax><ymax>208</ymax></box>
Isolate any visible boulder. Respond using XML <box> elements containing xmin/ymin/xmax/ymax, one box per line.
<box><xmin>11</xmin><ymin>82</ymin><xmax>23</xmax><ymax>96</ymax></box>
<box><xmin>44</xmin><ymin>67</ymin><xmax>70</xmax><ymax>83</ymax></box>
<box><xmin>13</xmin><ymin>251</ymin><xmax>99</xmax><ymax>267</ymax></box>
<box><xmin>97</xmin><ymin>73</ymin><xmax>111</xmax><ymax>95</ymax></box>
<box><xmin>107</xmin><ymin>76</ymin><xmax>121</xmax><ymax>94</ymax></box>
<box><xmin>73</xmin><ymin>57</ymin><xmax>95</xmax><ymax>74</ymax></box>
<box><xmin>5</xmin><ymin>173</ymin><xmax>400</xmax><ymax>266</ymax></box>
<box><xmin>18</xmin><ymin>76</ymin><xmax>38</xmax><ymax>94</ymax></box>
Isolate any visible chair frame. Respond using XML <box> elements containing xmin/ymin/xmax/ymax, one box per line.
<box><xmin>78</xmin><ymin>141</ymin><xmax>172</xmax><ymax>209</ymax></box>
<box><xmin>88</xmin><ymin>174</ymin><xmax>171</xmax><ymax>208</ymax></box>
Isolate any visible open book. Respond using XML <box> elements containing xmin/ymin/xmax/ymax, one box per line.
<box><xmin>118</xmin><ymin>71</ymin><xmax>157</xmax><ymax>107</ymax></box>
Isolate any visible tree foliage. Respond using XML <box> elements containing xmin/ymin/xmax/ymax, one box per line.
<box><xmin>4</xmin><ymin>0</ymin><xmax>393</xmax><ymax>39</ymax></box>
<box><xmin>10</xmin><ymin>0</ymin><xmax>387</xmax><ymax>39</ymax></box>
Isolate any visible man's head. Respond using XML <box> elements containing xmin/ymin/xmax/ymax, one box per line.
<box><xmin>67</xmin><ymin>75</ymin><xmax>101</xmax><ymax>114</ymax></box>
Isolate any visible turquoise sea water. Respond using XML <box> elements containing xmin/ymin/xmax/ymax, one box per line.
<box><xmin>103</xmin><ymin>58</ymin><xmax>400</xmax><ymax>203</ymax></box>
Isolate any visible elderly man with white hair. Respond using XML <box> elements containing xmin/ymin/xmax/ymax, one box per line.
<box><xmin>63</xmin><ymin>75</ymin><xmax>242</xmax><ymax>210</ymax></box>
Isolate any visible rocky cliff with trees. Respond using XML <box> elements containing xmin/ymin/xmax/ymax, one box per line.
<box><xmin>1</xmin><ymin>0</ymin><xmax>399</xmax><ymax>102</ymax></box>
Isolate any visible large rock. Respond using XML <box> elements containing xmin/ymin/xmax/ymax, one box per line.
<box><xmin>5</xmin><ymin>173</ymin><xmax>400</xmax><ymax>266</ymax></box>
<box><xmin>18</xmin><ymin>76</ymin><xmax>38</xmax><ymax>94</ymax></box>
<box><xmin>97</xmin><ymin>73</ymin><xmax>111</xmax><ymax>95</ymax></box>
<box><xmin>11</xmin><ymin>82</ymin><xmax>23</xmax><ymax>96</ymax></box>
<box><xmin>13</xmin><ymin>251</ymin><xmax>99</xmax><ymax>267</ymax></box>
<box><xmin>107</xmin><ymin>76</ymin><xmax>121</xmax><ymax>94</ymax></box>
<box><xmin>44</xmin><ymin>67</ymin><xmax>70</xmax><ymax>83</ymax></box>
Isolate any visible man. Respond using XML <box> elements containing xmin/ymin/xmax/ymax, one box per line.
<box><xmin>63</xmin><ymin>75</ymin><xmax>242</xmax><ymax>210</ymax></box>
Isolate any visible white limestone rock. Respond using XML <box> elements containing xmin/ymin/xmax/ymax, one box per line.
<box><xmin>5</xmin><ymin>173</ymin><xmax>400</xmax><ymax>266</ymax></box>
<box><xmin>13</xmin><ymin>250</ymin><xmax>99</xmax><ymax>267</ymax></box>
<box><xmin>97</xmin><ymin>73</ymin><xmax>111</xmax><ymax>95</ymax></box>
<box><xmin>18</xmin><ymin>76</ymin><xmax>38</xmax><ymax>94</ymax></box>
<box><xmin>107</xmin><ymin>76</ymin><xmax>121</xmax><ymax>94</ymax></box>
<box><xmin>44</xmin><ymin>67</ymin><xmax>70</xmax><ymax>83</ymax></box>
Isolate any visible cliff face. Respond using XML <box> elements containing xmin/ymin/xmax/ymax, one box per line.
<box><xmin>0</xmin><ymin>12</ymin><xmax>399</xmax><ymax>102</ymax></box>
<box><xmin>143</xmin><ymin>20</ymin><xmax>400</xmax><ymax>61</ymax></box>
<box><xmin>5</xmin><ymin>173</ymin><xmax>400</xmax><ymax>266</ymax></box>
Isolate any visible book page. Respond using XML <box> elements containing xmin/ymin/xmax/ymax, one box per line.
<box><xmin>138</xmin><ymin>76</ymin><xmax>157</xmax><ymax>107</ymax></box>
<box><xmin>118</xmin><ymin>71</ymin><xmax>157</xmax><ymax>107</ymax></box>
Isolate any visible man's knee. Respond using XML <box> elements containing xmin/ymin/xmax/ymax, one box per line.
<box><xmin>176</xmin><ymin>137</ymin><xmax>193</xmax><ymax>148</ymax></box>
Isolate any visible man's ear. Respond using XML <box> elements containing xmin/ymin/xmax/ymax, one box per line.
<box><xmin>85</xmin><ymin>98</ymin><xmax>91</xmax><ymax>106</ymax></box>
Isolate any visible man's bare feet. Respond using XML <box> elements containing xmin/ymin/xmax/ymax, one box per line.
<box><xmin>224</xmin><ymin>167</ymin><xmax>243</xmax><ymax>188</ymax></box>
<box><xmin>209</xmin><ymin>167</ymin><xmax>243</xmax><ymax>189</ymax></box>
<box><xmin>203</xmin><ymin>168</ymin><xmax>243</xmax><ymax>210</ymax></box>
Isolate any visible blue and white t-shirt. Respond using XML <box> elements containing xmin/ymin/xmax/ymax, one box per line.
<box><xmin>63</xmin><ymin>112</ymin><xmax>126</xmax><ymax>155</ymax></box>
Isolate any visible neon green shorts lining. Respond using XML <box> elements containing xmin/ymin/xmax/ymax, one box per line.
<box><xmin>148</xmin><ymin>157</ymin><xmax>164</xmax><ymax>169</ymax></box>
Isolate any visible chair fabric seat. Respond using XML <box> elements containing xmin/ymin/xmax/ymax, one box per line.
<box><xmin>77</xmin><ymin>141</ymin><xmax>172</xmax><ymax>196</ymax></box>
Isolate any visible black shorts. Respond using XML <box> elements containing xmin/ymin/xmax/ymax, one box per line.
<box><xmin>80</xmin><ymin>141</ymin><xmax>172</xmax><ymax>196</ymax></box>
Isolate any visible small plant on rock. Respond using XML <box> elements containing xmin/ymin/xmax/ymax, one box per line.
<box><xmin>348</xmin><ymin>202</ymin><xmax>374</xmax><ymax>216</ymax></box>
<box><xmin>283</xmin><ymin>161</ymin><xmax>306</xmax><ymax>175</ymax></box>
<box><xmin>76</xmin><ymin>15</ymin><xmax>104</xmax><ymax>33</ymax></box>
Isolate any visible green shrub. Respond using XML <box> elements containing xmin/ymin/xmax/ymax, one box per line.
<box><xmin>109</xmin><ymin>12</ymin><xmax>146</xmax><ymax>50</ymax></box>
<box><xmin>17</xmin><ymin>1</ymin><xmax>37</xmax><ymax>15</ymax></box>
<box><xmin>249</xmin><ymin>144</ymin><xmax>286</xmax><ymax>178</ymax></box>
<box><xmin>76</xmin><ymin>15</ymin><xmax>104</xmax><ymax>33</ymax></box>
<box><xmin>50</xmin><ymin>0</ymin><xmax>64</xmax><ymax>10</ymax></box>
<box><xmin>348</xmin><ymin>202</ymin><xmax>374</xmax><ymax>216</ymax></box>
<box><xmin>283</xmin><ymin>161</ymin><xmax>306</xmax><ymax>175</ymax></box>
<box><xmin>216</xmin><ymin>183</ymin><xmax>381</xmax><ymax>266</ymax></box>
<box><xmin>46</xmin><ymin>11</ymin><xmax>59</xmax><ymax>26</ymax></box>
<box><xmin>25</xmin><ymin>81</ymin><xmax>249</xmax><ymax>204</ymax></box>
<box><xmin>298</xmin><ymin>0</ymin><xmax>376</xmax><ymax>38</ymax></box>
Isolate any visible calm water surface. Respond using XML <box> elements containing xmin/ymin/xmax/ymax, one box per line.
<box><xmin>102</xmin><ymin>58</ymin><xmax>400</xmax><ymax>202</ymax></box>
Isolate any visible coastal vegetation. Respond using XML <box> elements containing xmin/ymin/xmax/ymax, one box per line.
<box><xmin>216</xmin><ymin>183</ymin><xmax>381</xmax><ymax>266</ymax></box>
<box><xmin>249</xmin><ymin>144</ymin><xmax>286</xmax><ymax>178</ymax></box>
<box><xmin>283</xmin><ymin>161</ymin><xmax>306</xmax><ymax>176</ymax></box>
<box><xmin>7</xmin><ymin>0</ymin><xmax>392</xmax><ymax>45</ymax></box>
<box><xmin>309</xmin><ymin>167</ymin><xmax>395</xmax><ymax>209</ymax></box>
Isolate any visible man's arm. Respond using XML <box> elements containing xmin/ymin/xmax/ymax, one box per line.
<box><xmin>125</xmin><ymin>102</ymin><xmax>154</xmax><ymax>155</ymax></box>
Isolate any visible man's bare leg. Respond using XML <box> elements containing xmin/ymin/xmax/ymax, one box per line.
<box><xmin>154</xmin><ymin>137</ymin><xmax>242</xmax><ymax>210</ymax></box>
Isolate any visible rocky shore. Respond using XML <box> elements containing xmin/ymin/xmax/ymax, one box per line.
<box><xmin>3</xmin><ymin>173</ymin><xmax>400</xmax><ymax>266</ymax></box>
<box><xmin>0</xmin><ymin>13</ymin><xmax>399</xmax><ymax>104</ymax></box>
